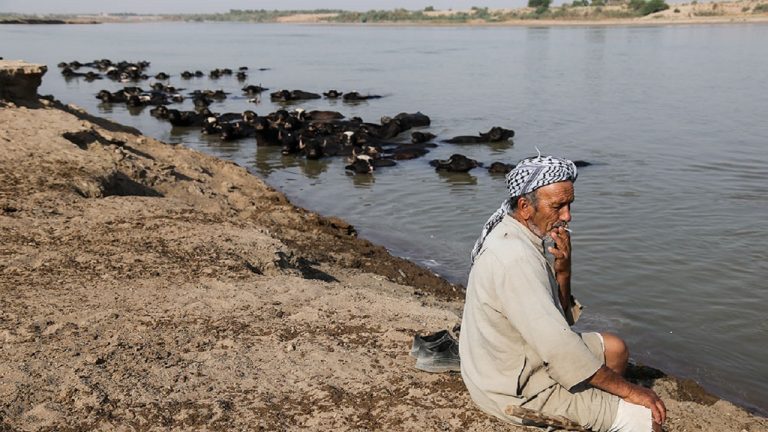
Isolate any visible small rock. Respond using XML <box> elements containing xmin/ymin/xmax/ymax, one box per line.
<box><xmin>85</xmin><ymin>355</ymin><xmax>105</xmax><ymax>365</ymax></box>
<box><xmin>66</xmin><ymin>103</ymin><xmax>86</xmax><ymax>113</ymax></box>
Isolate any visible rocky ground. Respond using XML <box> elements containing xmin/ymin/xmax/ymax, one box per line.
<box><xmin>0</xmin><ymin>90</ymin><xmax>766</xmax><ymax>430</ymax></box>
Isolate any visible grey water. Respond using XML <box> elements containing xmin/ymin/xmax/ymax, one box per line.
<box><xmin>2</xmin><ymin>22</ymin><xmax>767</xmax><ymax>414</ymax></box>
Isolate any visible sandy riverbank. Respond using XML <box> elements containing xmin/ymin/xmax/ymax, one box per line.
<box><xmin>1</xmin><ymin>89</ymin><xmax>766</xmax><ymax>429</ymax></box>
<box><xmin>272</xmin><ymin>2</ymin><xmax>768</xmax><ymax>27</ymax></box>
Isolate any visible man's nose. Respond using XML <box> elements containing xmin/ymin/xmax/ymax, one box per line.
<box><xmin>561</xmin><ymin>205</ymin><xmax>572</xmax><ymax>222</ymax></box>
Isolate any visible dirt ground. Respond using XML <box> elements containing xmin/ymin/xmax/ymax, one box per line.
<box><xmin>1</xmin><ymin>99</ymin><xmax>765</xmax><ymax>431</ymax></box>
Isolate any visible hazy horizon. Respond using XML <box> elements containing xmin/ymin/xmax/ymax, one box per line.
<box><xmin>1</xmin><ymin>0</ymin><xmax>533</xmax><ymax>15</ymax></box>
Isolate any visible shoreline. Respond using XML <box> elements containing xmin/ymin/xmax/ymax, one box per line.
<box><xmin>4</xmin><ymin>16</ymin><xmax>768</xmax><ymax>27</ymax></box>
<box><xmin>1</xmin><ymin>66</ymin><xmax>766</xmax><ymax>428</ymax></box>
<box><xmin>3</xmin><ymin>1</ymin><xmax>768</xmax><ymax>28</ymax></box>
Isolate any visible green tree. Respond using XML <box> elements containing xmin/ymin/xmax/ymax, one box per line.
<box><xmin>639</xmin><ymin>0</ymin><xmax>670</xmax><ymax>14</ymax></box>
<box><xmin>529</xmin><ymin>0</ymin><xmax>552</xmax><ymax>12</ymax></box>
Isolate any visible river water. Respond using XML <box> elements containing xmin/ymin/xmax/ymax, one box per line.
<box><xmin>2</xmin><ymin>22</ymin><xmax>766</xmax><ymax>414</ymax></box>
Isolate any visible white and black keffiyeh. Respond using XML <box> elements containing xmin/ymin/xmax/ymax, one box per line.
<box><xmin>469</xmin><ymin>155</ymin><xmax>578</xmax><ymax>266</ymax></box>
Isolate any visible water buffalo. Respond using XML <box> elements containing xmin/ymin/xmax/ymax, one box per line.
<box><xmin>126</xmin><ymin>93</ymin><xmax>168</xmax><ymax>107</ymax></box>
<box><xmin>323</xmin><ymin>89</ymin><xmax>343</xmax><ymax>99</ymax></box>
<box><xmin>488</xmin><ymin>161</ymin><xmax>514</xmax><ymax>174</ymax></box>
<box><xmin>209</xmin><ymin>68</ymin><xmax>233</xmax><ymax>79</ymax></box>
<box><xmin>181</xmin><ymin>70</ymin><xmax>204</xmax><ymax>79</ymax></box>
<box><xmin>61</xmin><ymin>67</ymin><xmax>102</xmax><ymax>81</ymax></box>
<box><xmin>411</xmin><ymin>131</ymin><xmax>437</xmax><ymax>144</ymax></box>
<box><xmin>394</xmin><ymin>112</ymin><xmax>430</xmax><ymax>129</ymax></box>
<box><xmin>345</xmin><ymin>155</ymin><xmax>396</xmax><ymax>174</ymax></box>
<box><xmin>149</xmin><ymin>105</ymin><xmax>170</xmax><ymax>119</ymax></box>
<box><xmin>96</xmin><ymin>89</ymin><xmax>127</xmax><ymax>103</ymax></box>
<box><xmin>220</xmin><ymin>121</ymin><xmax>255</xmax><ymax>141</ymax></box>
<box><xmin>295</xmin><ymin>109</ymin><xmax>345</xmax><ymax>122</ymax></box>
<box><xmin>443</xmin><ymin>127</ymin><xmax>515</xmax><ymax>144</ymax></box>
<box><xmin>270</xmin><ymin>89</ymin><xmax>322</xmax><ymax>102</ymax></box>
<box><xmin>300</xmin><ymin>135</ymin><xmax>351</xmax><ymax>160</ymax></box>
<box><xmin>342</xmin><ymin>91</ymin><xmax>382</xmax><ymax>101</ymax></box>
<box><xmin>201</xmin><ymin>112</ymin><xmax>244</xmax><ymax>135</ymax></box>
<box><xmin>189</xmin><ymin>89</ymin><xmax>229</xmax><ymax>101</ymax></box>
<box><xmin>242</xmin><ymin>84</ymin><xmax>268</xmax><ymax>95</ymax></box>
<box><xmin>430</xmin><ymin>154</ymin><xmax>480</xmax><ymax>172</ymax></box>
<box><xmin>374</xmin><ymin>118</ymin><xmax>406</xmax><ymax>140</ymax></box>
<box><xmin>279</xmin><ymin>129</ymin><xmax>301</xmax><ymax>155</ymax></box>
<box><xmin>168</xmin><ymin>109</ymin><xmax>212</xmax><ymax>128</ymax></box>
<box><xmin>192</xmin><ymin>95</ymin><xmax>212</xmax><ymax>109</ymax></box>
<box><xmin>346</xmin><ymin>155</ymin><xmax>374</xmax><ymax>174</ymax></box>
<box><xmin>385</xmin><ymin>143</ymin><xmax>433</xmax><ymax>160</ymax></box>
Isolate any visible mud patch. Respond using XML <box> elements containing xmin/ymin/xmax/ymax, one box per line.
<box><xmin>674</xmin><ymin>378</ymin><xmax>719</xmax><ymax>406</ymax></box>
<box><xmin>99</xmin><ymin>171</ymin><xmax>162</xmax><ymax>198</ymax></box>
<box><xmin>62</xmin><ymin>130</ymin><xmax>120</xmax><ymax>150</ymax></box>
<box><xmin>626</xmin><ymin>362</ymin><xmax>666</xmax><ymax>387</ymax></box>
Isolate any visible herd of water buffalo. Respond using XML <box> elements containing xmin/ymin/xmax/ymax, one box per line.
<box><xmin>59</xmin><ymin>59</ymin><xmax>589</xmax><ymax>174</ymax></box>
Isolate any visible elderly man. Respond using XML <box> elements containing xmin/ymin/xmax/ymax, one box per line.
<box><xmin>459</xmin><ymin>155</ymin><xmax>666</xmax><ymax>432</ymax></box>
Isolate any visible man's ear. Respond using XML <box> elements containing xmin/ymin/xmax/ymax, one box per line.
<box><xmin>517</xmin><ymin>197</ymin><xmax>533</xmax><ymax>220</ymax></box>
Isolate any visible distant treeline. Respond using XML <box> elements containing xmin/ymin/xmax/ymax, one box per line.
<box><xmin>325</xmin><ymin>7</ymin><xmax>510</xmax><ymax>23</ymax></box>
<box><xmin>177</xmin><ymin>7</ymin><xmax>524</xmax><ymax>23</ymax></box>
<box><xmin>178</xmin><ymin>9</ymin><xmax>344</xmax><ymax>23</ymax></box>
<box><xmin>175</xmin><ymin>4</ymin><xmax>670</xmax><ymax>23</ymax></box>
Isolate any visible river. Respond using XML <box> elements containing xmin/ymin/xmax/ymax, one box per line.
<box><xmin>2</xmin><ymin>21</ymin><xmax>766</xmax><ymax>414</ymax></box>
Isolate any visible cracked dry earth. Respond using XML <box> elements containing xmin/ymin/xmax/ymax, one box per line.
<box><xmin>0</xmin><ymin>101</ymin><xmax>766</xmax><ymax>431</ymax></box>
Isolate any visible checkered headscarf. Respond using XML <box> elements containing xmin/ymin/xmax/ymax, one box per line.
<box><xmin>470</xmin><ymin>155</ymin><xmax>578</xmax><ymax>266</ymax></box>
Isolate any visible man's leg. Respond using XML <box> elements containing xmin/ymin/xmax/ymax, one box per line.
<box><xmin>600</xmin><ymin>332</ymin><xmax>629</xmax><ymax>376</ymax></box>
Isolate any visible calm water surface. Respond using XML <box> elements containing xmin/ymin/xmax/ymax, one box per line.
<box><xmin>2</xmin><ymin>22</ymin><xmax>767</xmax><ymax>414</ymax></box>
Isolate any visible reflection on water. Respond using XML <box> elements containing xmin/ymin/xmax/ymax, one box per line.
<box><xmin>97</xmin><ymin>103</ymin><xmax>114</xmax><ymax>114</ymax></box>
<box><xmin>486</xmin><ymin>140</ymin><xmax>515</xmax><ymax>154</ymax></box>
<box><xmin>436</xmin><ymin>170</ymin><xmax>478</xmax><ymax>187</ymax></box>
<box><xmin>295</xmin><ymin>158</ymin><xmax>330</xmax><ymax>179</ymax></box>
<box><xmin>4</xmin><ymin>22</ymin><xmax>768</xmax><ymax>414</ymax></box>
<box><xmin>126</xmin><ymin>105</ymin><xmax>146</xmax><ymax>117</ymax></box>
<box><xmin>348</xmin><ymin>171</ymin><xmax>376</xmax><ymax>188</ymax></box>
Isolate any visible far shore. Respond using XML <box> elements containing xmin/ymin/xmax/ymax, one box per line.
<box><xmin>2</xmin><ymin>1</ymin><xmax>768</xmax><ymax>27</ymax></box>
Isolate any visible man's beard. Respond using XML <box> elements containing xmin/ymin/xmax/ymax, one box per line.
<box><xmin>525</xmin><ymin>219</ymin><xmax>546</xmax><ymax>239</ymax></box>
<box><xmin>525</xmin><ymin>215</ymin><xmax>567</xmax><ymax>239</ymax></box>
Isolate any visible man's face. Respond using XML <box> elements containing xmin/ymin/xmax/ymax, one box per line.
<box><xmin>526</xmin><ymin>181</ymin><xmax>574</xmax><ymax>238</ymax></box>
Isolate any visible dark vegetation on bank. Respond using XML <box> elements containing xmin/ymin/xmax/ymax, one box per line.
<box><xmin>178</xmin><ymin>3</ymin><xmax>673</xmax><ymax>23</ymax></box>
<box><xmin>0</xmin><ymin>15</ymin><xmax>99</xmax><ymax>24</ymax></box>
<box><xmin>178</xmin><ymin>9</ymin><xmax>344</xmax><ymax>23</ymax></box>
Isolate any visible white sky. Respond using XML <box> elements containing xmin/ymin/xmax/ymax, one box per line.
<box><xmin>1</xmin><ymin>0</ymin><xmax>531</xmax><ymax>15</ymax></box>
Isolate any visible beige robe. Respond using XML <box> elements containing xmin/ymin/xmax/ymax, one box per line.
<box><xmin>460</xmin><ymin>215</ymin><xmax>619</xmax><ymax>431</ymax></box>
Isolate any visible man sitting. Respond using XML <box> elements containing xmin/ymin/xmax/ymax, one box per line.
<box><xmin>459</xmin><ymin>155</ymin><xmax>666</xmax><ymax>432</ymax></box>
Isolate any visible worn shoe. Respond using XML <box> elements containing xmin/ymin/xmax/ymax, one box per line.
<box><xmin>414</xmin><ymin>338</ymin><xmax>461</xmax><ymax>373</ymax></box>
<box><xmin>410</xmin><ymin>329</ymin><xmax>454</xmax><ymax>358</ymax></box>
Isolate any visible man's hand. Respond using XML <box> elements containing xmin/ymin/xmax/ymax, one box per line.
<box><xmin>549</xmin><ymin>226</ymin><xmax>572</xmax><ymax>317</ymax></box>
<box><xmin>624</xmin><ymin>384</ymin><xmax>667</xmax><ymax>425</ymax></box>
<box><xmin>589</xmin><ymin>366</ymin><xmax>667</xmax><ymax>426</ymax></box>
<box><xmin>548</xmin><ymin>226</ymin><xmax>571</xmax><ymax>276</ymax></box>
